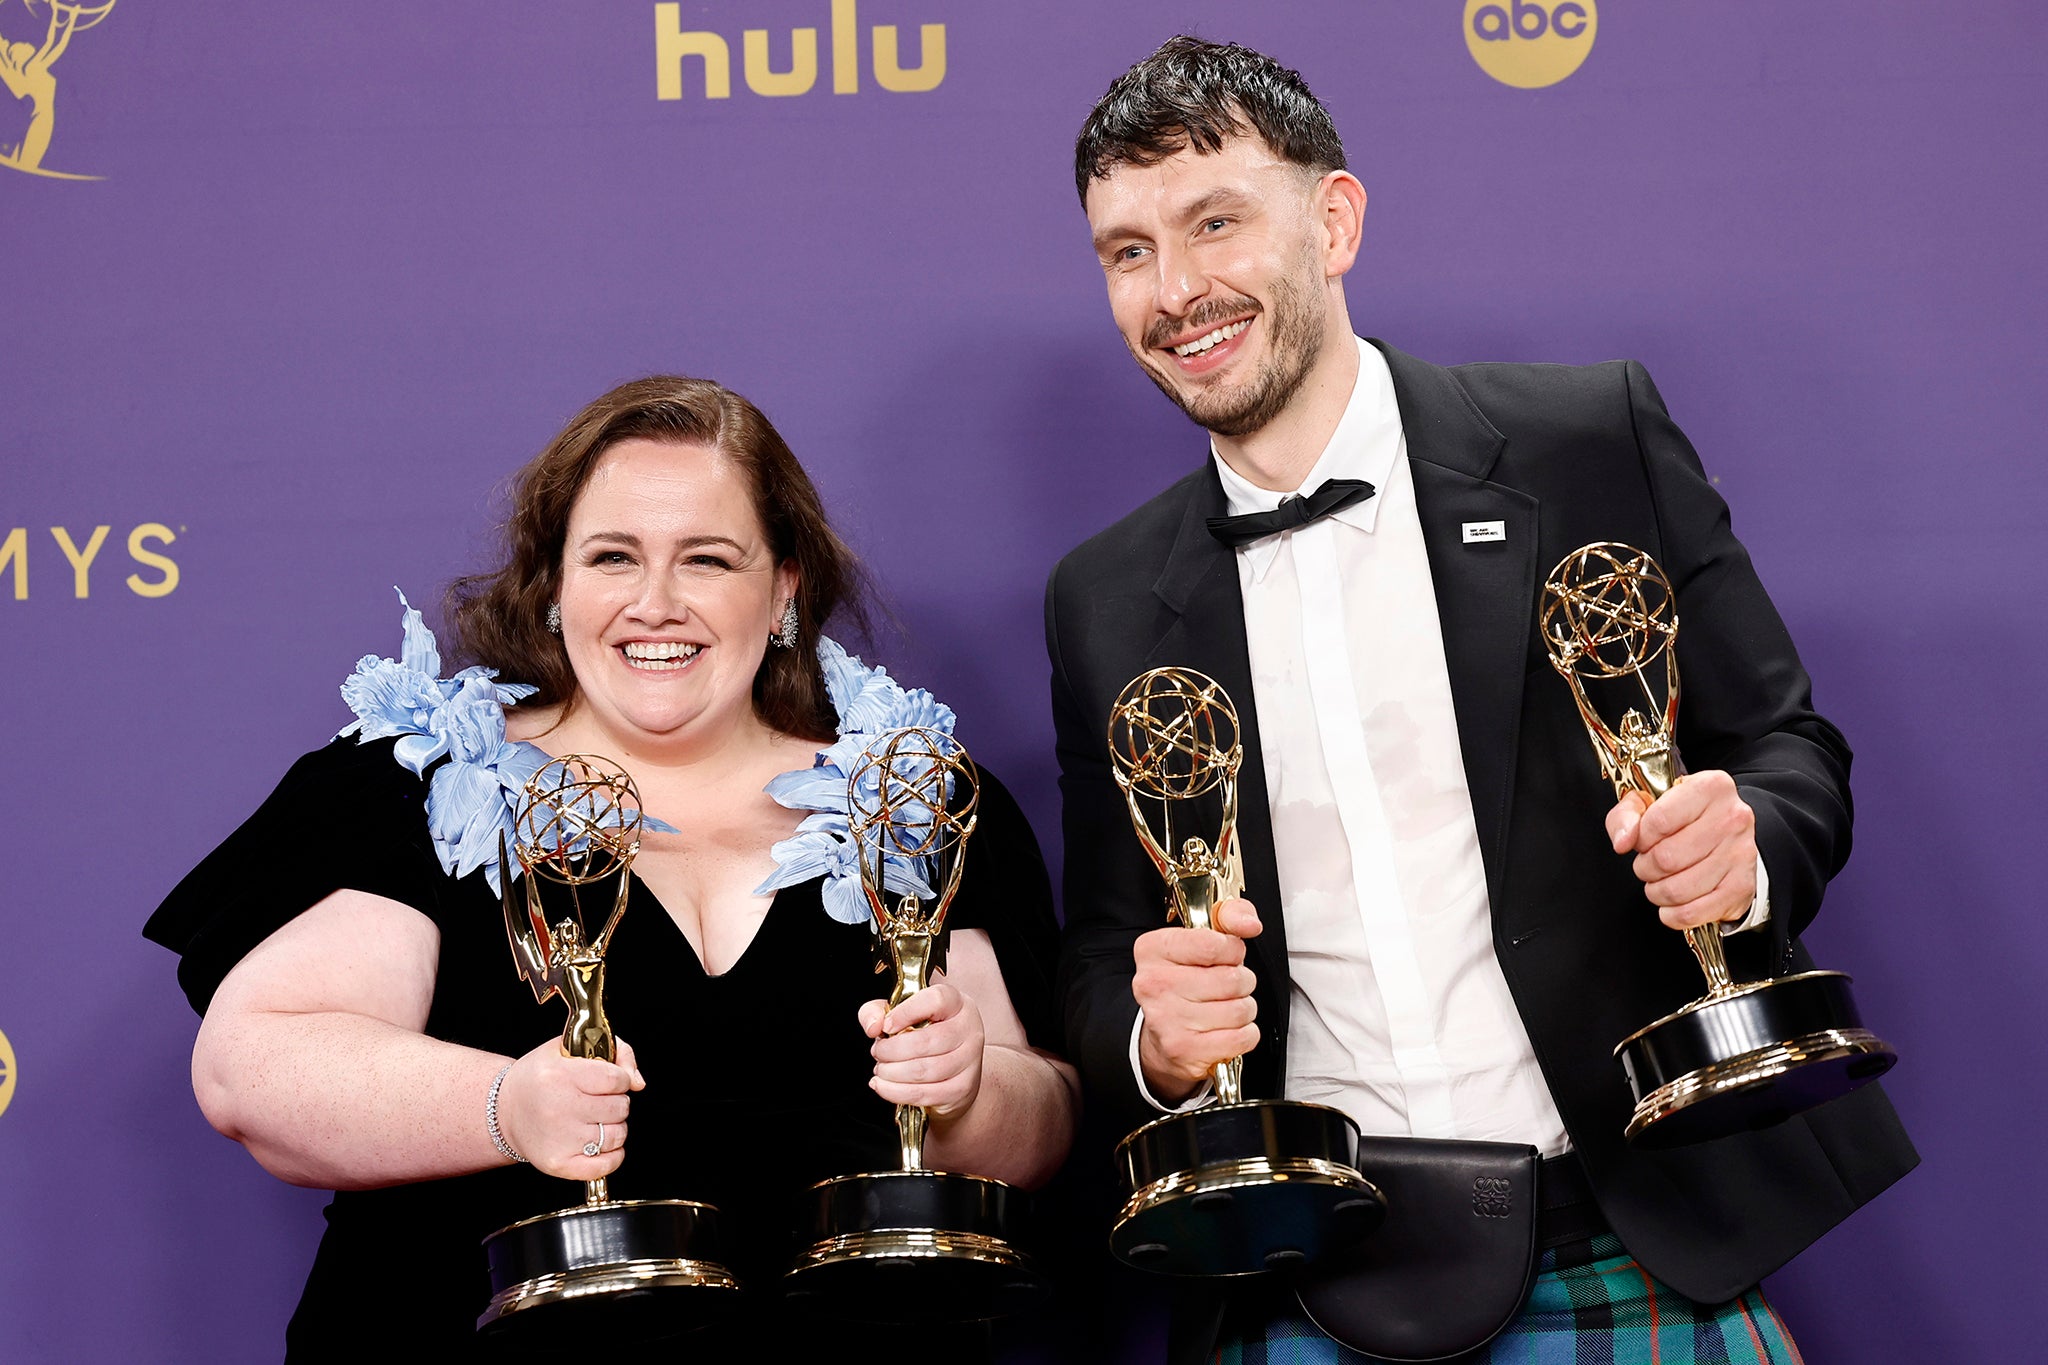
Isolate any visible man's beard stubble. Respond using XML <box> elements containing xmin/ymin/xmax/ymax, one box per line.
<box><xmin>1134</xmin><ymin>265</ymin><xmax>1327</xmax><ymax>440</ymax></box>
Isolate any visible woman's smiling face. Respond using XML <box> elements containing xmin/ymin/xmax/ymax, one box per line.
<box><xmin>555</xmin><ymin>437</ymin><xmax>795</xmax><ymax>754</ymax></box>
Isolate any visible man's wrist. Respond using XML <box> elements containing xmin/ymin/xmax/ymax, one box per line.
<box><xmin>1718</xmin><ymin>853</ymin><xmax>1773</xmax><ymax>935</ymax></box>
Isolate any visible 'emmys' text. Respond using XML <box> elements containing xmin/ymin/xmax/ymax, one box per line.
<box><xmin>1</xmin><ymin>524</ymin><xmax>181</xmax><ymax>599</ymax></box>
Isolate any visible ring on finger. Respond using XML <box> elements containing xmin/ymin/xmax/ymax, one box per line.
<box><xmin>582</xmin><ymin>1122</ymin><xmax>605</xmax><ymax>1159</ymax></box>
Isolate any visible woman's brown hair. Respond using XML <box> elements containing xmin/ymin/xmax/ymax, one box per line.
<box><xmin>448</xmin><ymin>376</ymin><xmax>864</xmax><ymax>742</ymax></box>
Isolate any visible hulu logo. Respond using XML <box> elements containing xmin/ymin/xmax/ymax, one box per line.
<box><xmin>656</xmin><ymin>1</ymin><xmax>945</xmax><ymax>100</ymax></box>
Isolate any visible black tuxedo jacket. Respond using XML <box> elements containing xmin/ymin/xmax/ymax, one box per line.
<box><xmin>1046</xmin><ymin>342</ymin><xmax>1915</xmax><ymax>1315</ymax></box>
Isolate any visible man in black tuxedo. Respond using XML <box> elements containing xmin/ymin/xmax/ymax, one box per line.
<box><xmin>1047</xmin><ymin>36</ymin><xmax>1914</xmax><ymax>1363</ymax></box>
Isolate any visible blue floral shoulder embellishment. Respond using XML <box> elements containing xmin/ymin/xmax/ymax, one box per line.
<box><xmin>755</xmin><ymin>637</ymin><xmax>957</xmax><ymax>926</ymax></box>
<box><xmin>338</xmin><ymin>588</ymin><xmax>545</xmax><ymax>895</ymax></box>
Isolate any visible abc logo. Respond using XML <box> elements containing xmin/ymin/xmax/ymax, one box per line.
<box><xmin>0</xmin><ymin>1027</ymin><xmax>14</xmax><ymax>1118</ymax></box>
<box><xmin>1464</xmin><ymin>0</ymin><xmax>1597</xmax><ymax>89</ymax></box>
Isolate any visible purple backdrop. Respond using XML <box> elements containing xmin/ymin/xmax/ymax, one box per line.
<box><xmin>4</xmin><ymin>3</ymin><xmax>2041</xmax><ymax>1359</ymax></box>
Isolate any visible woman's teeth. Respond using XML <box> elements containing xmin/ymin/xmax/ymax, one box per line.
<box><xmin>622</xmin><ymin>642</ymin><xmax>701</xmax><ymax>670</ymax></box>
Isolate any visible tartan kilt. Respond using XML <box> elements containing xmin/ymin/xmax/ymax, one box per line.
<box><xmin>1218</xmin><ymin>1234</ymin><xmax>1803</xmax><ymax>1365</ymax></box>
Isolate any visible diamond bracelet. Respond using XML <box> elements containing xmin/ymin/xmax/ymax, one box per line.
<box><xmin>486</xmin><ymin>1061</ymin><xmax>527</xmax><ymax>1163</ymax></box>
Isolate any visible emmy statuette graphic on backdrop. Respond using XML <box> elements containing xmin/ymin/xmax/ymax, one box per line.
<box><xmin>478</xmin><ymin>755</ymin><xmax>739</xmax><ymax>1338</ymax></box>
<box><xmin>1106</xmin><ymin>668</ymin><xmax>1385</xmax><ymax>1277</ymax></box>
<box><xmin>1539</xmin><ymin>543</ymin><xmax>1897</xmax><ymax>1147</ymax></box>
<box><xmin>0</xmin><ymin>0</ymin><xmax>117</xmax><ymax>179</ymax></box>
<box><xmin>784</xmin><ymin>727</ymin><xmax>1048</xmax><ymax>1321</ymax></box>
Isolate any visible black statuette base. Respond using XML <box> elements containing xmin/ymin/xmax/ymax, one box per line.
<box><xmin>1617</xmin><ymin>971</ymin><xmax>1898</xmax><ymax>1148</ymax></box>
<box><xmin>784</xmin><ymin>1170</ymin><xmax>1049</xmax><ymax>1323</ymax></box>
<box><xmin>478</xmin><ymin>1198</ymin><xmax>738</xmax><ymax>1342</ymax></box>
<box><xmin>1112</xmin><ymin>1100</ymin><xmax>1384</xmax><ymax>1277</ymax></box>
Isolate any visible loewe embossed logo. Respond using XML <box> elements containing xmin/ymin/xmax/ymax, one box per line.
<box><xmin>1472</xmin><ymin>1175</ymin><xmax>1513</xmax><ymax>1217</ymax></box>
<box><xmin>0</xmin><ymin>0</ymin><xmax>116</xmax><ymax>179</ymax></box>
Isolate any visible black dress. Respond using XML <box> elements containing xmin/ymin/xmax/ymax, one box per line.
<box><xmin>144</xmin><ymin>735</ymin><xmax>1062</xmax><ymax>1362</ymax></box>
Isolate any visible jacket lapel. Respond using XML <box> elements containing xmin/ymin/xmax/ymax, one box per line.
<box><xmin>1376</xmin><ymin>341</ymin><xmax>1539</xmax><ymax>923</ymax></box>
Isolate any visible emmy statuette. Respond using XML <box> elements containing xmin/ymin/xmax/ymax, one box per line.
<box><xmin>478</xmin><ymin>755</ymin><xmax>739</xmax><ymax>1339</ymax></box>
<box><xmin>1107</xmin><ymin>669</ymin><xmax>1385</xmax><ymax>1277</ymax></box>
<box><xmin>784</xmin><ymin>727</ymin><xmax>1049</xmax><ymax>1322</ymax></box>
<box><xmin>1540</xmin><ymin>544</ymin><xmax>1897</xmax><ymax>1147</ymax></box>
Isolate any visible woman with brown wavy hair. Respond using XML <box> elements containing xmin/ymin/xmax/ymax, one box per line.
<box><xmin>147</xmin><ymin>376</ymin><xmax>1076</xmax><ymax>1360</ymax></box>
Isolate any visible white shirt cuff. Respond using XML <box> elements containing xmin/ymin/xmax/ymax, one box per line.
<box><xmin>1128</xmin><ymin>1010</ymin><xmax>1214</xmax><ymax>1113</ymax></box>
<box><xmin>1719</xmin><ymin>854</ymin><xmax>1772</xmax><ymax>935</ymax></box>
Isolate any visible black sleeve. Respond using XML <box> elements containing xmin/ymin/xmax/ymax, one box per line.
<box><xmin>1045</xmin><ymin>559</ymin><xmax>1160</xmax><ymax>1134</ymax></box>
<box><xmin>1626</xmin><ymin>361</ymin><xmax>1854</xmax><ymax>965</ymax></box>
<box><xmin>143</xmin><ymin>735</ymin><xmax>453</xmax><ymax>1015</ymax></box>
<box><xmin>944</xmin><ymin>761</ymin><xmax>1063</xmax><ymax>1053</ymax></box>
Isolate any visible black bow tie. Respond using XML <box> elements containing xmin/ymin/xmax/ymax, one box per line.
<box><xmin>1205</xmin><ymin>478</ymin><xmax>1378</xmax><ymax>549</ymax></box>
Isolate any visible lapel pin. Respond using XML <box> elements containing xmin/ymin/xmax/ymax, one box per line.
<box><xmin>1462</xmin><ymin>520</ymin><xmax>1506</xmax><ymax>544</ymax></box>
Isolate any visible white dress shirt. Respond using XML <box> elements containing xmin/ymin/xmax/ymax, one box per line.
<box><xmin>1131</xmin><ymin>337</ymin><xmax>1766</xmax><ymax>1154</ymax></box>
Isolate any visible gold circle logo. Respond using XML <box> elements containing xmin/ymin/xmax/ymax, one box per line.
<box><xmin>0</xmin><ymin>1027</ymin><xmax>15</xmax><ymax>1117</ymax></box>
<box><xmin>1464</xmin><ymin>0</ymin><xmax>1598</xmax><ymax>89</ymax></box>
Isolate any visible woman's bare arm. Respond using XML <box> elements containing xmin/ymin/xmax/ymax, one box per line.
<box><xmin>191</xmin><ymin>888</ymin><xmax>640</xmax><ymax>1190</ymax></box>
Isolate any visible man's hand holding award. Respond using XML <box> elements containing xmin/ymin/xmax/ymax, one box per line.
<box><xmin>1540</xmin><ymin>543</ymin><xmax>1898</xmax><ymax>1147</ymax></box>
<box><xmin>1108</xmin><ymin>667</ymin><xmax>1385</xmax><ymax>1277</ymax></box>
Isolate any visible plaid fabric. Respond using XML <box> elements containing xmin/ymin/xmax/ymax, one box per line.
<box><xmin>1218</xmin><ymin>1235</ymin><xmax>1803</xmax><ymax>1365</ymax></box>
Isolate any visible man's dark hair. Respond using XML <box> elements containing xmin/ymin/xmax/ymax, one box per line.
<box><xmin>1074</xmin><ymin>36</ymin><xmax>1346</xmax><ymax>203</ymax></box>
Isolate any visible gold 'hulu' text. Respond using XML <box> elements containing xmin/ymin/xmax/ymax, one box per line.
<box><xmin>656</xmin><ymin>1</ymin><xmax>945</xmax><ymax>100</ymax></box>
<box><xmin>1</xmin><ymin>524</ymin><xmax>181</xmax><ymax>599</ymax></box>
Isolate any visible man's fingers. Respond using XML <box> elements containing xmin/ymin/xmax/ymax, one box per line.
<box><xmin>1159</xmin><ymin>963</ymin><xmax>1255</xmax><ymax>1003</ymax></box>
<box><xmin>1640</xmin><ymin>855</ymin><xmax>1742</xmax><ymax>911</ymax></box>
<box><xmin>1191</xmin><ymin>996</ymin><xmax>1258</xmax><ymax>1032</ymax></box>
<box><xmin>1175</xmin><ymin>1023</ymin><xmax>1259</xmax><ymax>1074</ymax></box>
<box><xmin>1633</xmin><ymin>818</ymin><xmax>1712</xmax><ymax>880</ymax></box>
<box><xmin>1135</xmin><ymin>902</ymin><xmax>1264</xmax><ymax>1097</ymax></box>
<box><xmin>1658</xmin><ymin>864</ymin><xmax>1756</xmax><ymax>930</ymax></box>
<box><xmin>1214</xmin><ymin>898</ymin><xmax>1263</xmax><ymax>939</ymax></box>
<box><xmin>1145</xmin><ymin>925</ymin><xmax>1246</xmax><ymax>967</ymax></box>
<box><xmin>1636</xmin><ymin>771</ymin><xmax>1740</xmax><ymax>850</ymax></box>
<box><xmin>1144</xmin><ymin>991</ymin><xmax>1258</xmax><ymax>1035</ymax></box>
<box><xmin>1633</xmin><ymin>811</ymin><xmax>1753</xmax><ymax>884</ymax></box>
<box><xmin>1138</xmin><ymin>1013</ymin><xmax>1261</xmax><ymax>1096</ymax></box>
<box><xmin>1606</xmin><ymin>790</ymin><xmax>1651</xmax><ymax>852</ymax></box>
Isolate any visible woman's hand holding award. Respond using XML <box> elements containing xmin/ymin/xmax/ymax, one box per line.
<box><xmin>478</xmin><ymin>755</ymin><xmax>739</xmax><ymax>1339</ymax></box>
<box><xmin>783</xmin><ymin>727</ymin><xmax>1049</xmax><ymax>1321</ymax></box>
<box><xmin>1540</xmin><ymin>544</ymin><xmax>1897</xmax><ymax>1147</ymax></box>
<box><xmin>1106</xmin><ymin>668</ymin><xmax>1385</xmax><ymax>1277</ymax></box>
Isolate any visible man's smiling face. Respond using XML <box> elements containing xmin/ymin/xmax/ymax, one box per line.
<box><xmin>1086</xmin><ymin>135</ymin><xmax>1334</xmax><ymax>438</ymax></box>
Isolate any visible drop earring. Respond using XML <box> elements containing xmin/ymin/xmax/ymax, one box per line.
<box><xmin>772</xmin><ymin>598</ymin><xmax>799</xmax><ymax>649</ymax></box>
<box><xmin>545</xmin><ymin>603</ymin><xmax>561</xmax><ymax>634</ymax></box>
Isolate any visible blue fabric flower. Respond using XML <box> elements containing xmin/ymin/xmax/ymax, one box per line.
<box><xmin>341</xmin><ymin>600</ymin><xmax>948</xmax><ymax>921</ymax></box>
<box><xmin>755</xmin><ymin>638</ymin><xmax>957</xmax><ymax>926</ymax></box>
<box><xmin>341</xmin><ymin>589</ymin><xmax>568</xmax><ymax>895</ymax></box>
